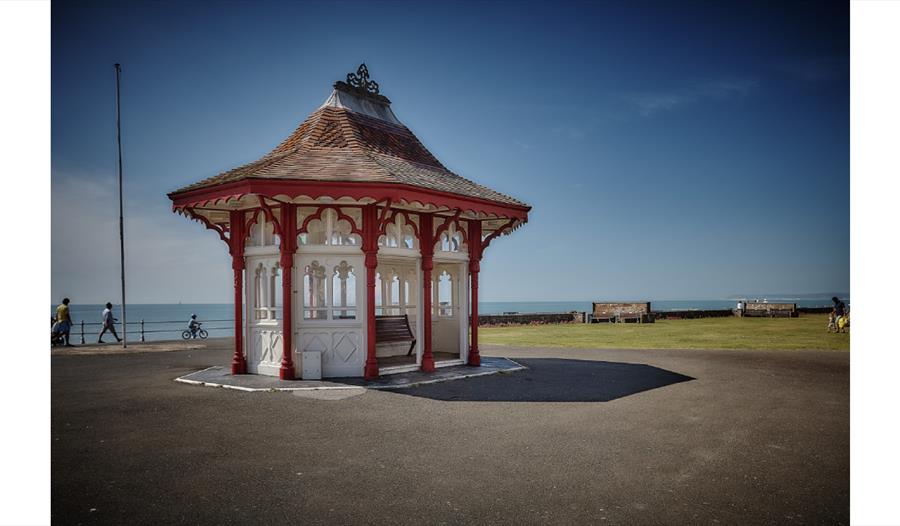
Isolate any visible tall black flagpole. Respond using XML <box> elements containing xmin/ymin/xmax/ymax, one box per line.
<box><xmin>115</xmin><ymin>63</ymin><xmax>127</xmax><ymax>348</ymax></box>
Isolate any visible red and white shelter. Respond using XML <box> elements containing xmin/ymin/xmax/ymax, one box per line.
<box><xmin>168</xmin><ymin>64</ymin><xmax>530</xmax><ymax>379</ymax></box>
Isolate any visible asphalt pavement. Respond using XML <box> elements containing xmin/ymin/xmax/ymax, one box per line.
<box><xmin>51</xmin><ymin>341</ymin><xmax>849</xmax><ymax>525</ymax></box>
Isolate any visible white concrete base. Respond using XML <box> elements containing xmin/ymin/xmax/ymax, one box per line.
<box><xmin>435</xmin><ymin>359</ymin><xmax>465</xmax><ymax>368</ymax></box>
<box><xmin>174</xmin><ymin>358</ymin><xmax>526</xmax><ymax>393</ymax></box>
<box><xmin>378</xmin><ymin>364</ymin><xmax>421</xmax><ymax>375</ymax></box>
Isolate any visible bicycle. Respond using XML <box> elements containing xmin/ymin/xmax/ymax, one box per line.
<box><xmin>182</xmin><ymin>326</ymin><xmax>208</xmax><ymax>340</ymax></box>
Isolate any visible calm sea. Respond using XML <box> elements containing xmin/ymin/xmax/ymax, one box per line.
<box><xmin>51</xmin><ymin>298</ymin><xmax>846</xmax><ymax>343</ymax></box>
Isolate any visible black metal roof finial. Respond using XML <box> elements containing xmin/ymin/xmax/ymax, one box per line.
<box><xmin>347</xmin><ymin>63</ymin><xmax>379</xmax><ymax>95</ymax></box>
<box><xmin>334</xmin><ymin>63</ymin><xmax>391</xmax><ymax>103</ymax></box>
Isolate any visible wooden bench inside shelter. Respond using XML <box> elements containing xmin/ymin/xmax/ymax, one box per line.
<box><xmin>375</xmin><ymin>315</ymin><xmax>417</xmax><ymax>356</ymax></box>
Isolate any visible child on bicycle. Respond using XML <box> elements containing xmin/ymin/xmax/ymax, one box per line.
<box><xmin>188</xmin><ymin>314</ymin><xmax>202</xmax><ymax>338</ymax></box>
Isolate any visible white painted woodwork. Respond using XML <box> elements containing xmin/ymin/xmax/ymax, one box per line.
<box><xmin>240</xmin><ymin>208</ymin><xmax>472</xmax><ymax>377</ymax></box>
<box><xmin>432</xmin><ymin>261</ymin><xmax>466</xmax><ymax>358</ymax></box>
<box><xmin>296</xmin><ymin>253</ymin><xmax>365</xmax><ymax>378</ymax></box>
<box><xmin>245</xmin><ymin>253</ymin><xmax>283</xmax><ymax>376</ymax></box>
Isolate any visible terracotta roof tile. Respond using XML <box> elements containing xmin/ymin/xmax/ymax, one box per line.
<box><xmin>172</xmin><ymin>95</ymin><xmax>527</xmax><ymax>208</ymax></box>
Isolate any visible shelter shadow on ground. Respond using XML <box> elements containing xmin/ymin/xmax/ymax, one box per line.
<box><xmin>387</xmin><ymin>358</ymin><xmax>694</xmax><ymax>402</ymax></box>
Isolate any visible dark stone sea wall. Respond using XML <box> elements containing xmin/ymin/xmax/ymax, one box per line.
<box><xmin>656</xmin><ymin>306</ymin><xmax>832</xmax><ymax>319</ymax></box>
<box><xmin>797</xmin><ymin>307</ymin><xmax>833</xmax><ymax>314</ymax></box>
<box><xmin>478</xmin><ymin>311</ymin><xmax>585</xmax><ymax>326</ymax></box>
<box><xmin>653</xmin><ymin>309</ymin><xmax>734</xmax><ymax>319</ymax></box>
<box><xmin>477</xmin><ymin>307</ymin><xmax>834</xmax><ymax>325</ymax></box>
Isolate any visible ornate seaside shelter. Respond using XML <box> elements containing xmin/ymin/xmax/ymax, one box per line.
<box><xmin>168</xmin><ymin>64</ymin><xmax>530</xmax><ymax>379</ymax></box>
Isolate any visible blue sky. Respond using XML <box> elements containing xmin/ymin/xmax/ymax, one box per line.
<box><xmin>51</xmin><ymin>0</ymin><xmax>849</xmax><ymax>303</ymax></box>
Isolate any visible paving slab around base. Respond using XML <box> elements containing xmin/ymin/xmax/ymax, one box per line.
<box><xmin>174</xmin><ymin>356</ymin><xmax>525</xmax><ymax>392</ymax></box>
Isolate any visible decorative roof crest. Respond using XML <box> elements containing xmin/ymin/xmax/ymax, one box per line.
<box><xmin>334</xmin><ymin>63</ymin><xmax>391</xmax><ymax>104</ymax></box>
<box><xmin>348</xmin><ymin>63</ymin><xmax>378</xmax><ymax>95</ymax></box>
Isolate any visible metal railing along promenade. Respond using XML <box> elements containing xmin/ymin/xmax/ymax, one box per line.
<box><xmin>58</xmin><ymin>319</ymin><xmax>235</xmax><ymax>344</ymax></box>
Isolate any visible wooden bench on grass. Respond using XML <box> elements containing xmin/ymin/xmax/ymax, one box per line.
<box><xmin>375</xmin><ymin>315</ymin><xmax>417</xmax><ymax>356</ymax></box>
<box><xmin>592</xmin><ymin>302</ymin><xmax>655</xmax><ymax>324</ymax></box>
<box><xmin>742</xmin><ymin>303</ymin><xmax>798</xmax><ymax>318</ymax></box>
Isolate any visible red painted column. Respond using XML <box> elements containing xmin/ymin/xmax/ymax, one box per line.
<box><xmin>278</xmin><ymin>204</ymin><xmax>296</xmax><ymax>380</ymax></box>
<box><xmin>229</xmin><ymin>210</ymin><xmax>247</xmax><ymax>374</ymax></box>
<box><xmin>419</xmin><ymin>213</ymin><xmax>436</xmax><ymax>372</ymax></box>
<box><xmin>467</xmin><ymin>220</ymin><xmax>482</xmax><ymax>366</ymax></box>
<box><xmin>363</xmin><ymin>204</ymin><xmax>380</xmax><ymax>379</ymax></box>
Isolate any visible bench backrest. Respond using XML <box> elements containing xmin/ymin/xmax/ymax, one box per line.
<box><xmin>375</xmin><ymin>315</ymin><xmax>415</xmax><ymax>342</ymax></box>
<box><xmin>593</xmin><ymin>302</ymin><xmax>651</xmax><ymax>317</ymax></box>
<box><xmin>743</xmin><ymin>302</ymin><xmax>796</xmax><ymax>313</ymax></box>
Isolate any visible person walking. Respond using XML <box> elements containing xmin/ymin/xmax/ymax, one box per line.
<box><xmin>98</xmin><ymin>302</ymin><xmax>122</xmax><ymax>343</ymax></box>
<box><xmin>832</xmin><ymin>296</ymin><xmax>848</xmax><ymax>333</ymax></box>
<box><xmin>55</xmin><ymin>298</ymin><xmax>75</xmax><ymax>347</ymax></box>
<box><xmin>832</xmin><ymin>296</ymin><xmax>846</xmax><ymax>318</ymax></box>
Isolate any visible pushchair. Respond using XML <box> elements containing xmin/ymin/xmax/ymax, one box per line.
<box><xmin>51</xmin><ymin>318</ymin><xmax>65</xmax><ymax>346</ymax></box>
<box><xmin>837</xmin><ymin>312</ymin><xmax>849</xmax><ymax>333</ymax></box>
<box><xmin>827</xmin><ymin>312</ymin><xmax>849</xmax><ymax>333</ymax></box>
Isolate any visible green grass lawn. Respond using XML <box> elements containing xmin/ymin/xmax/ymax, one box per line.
<box><xmin>479</xmin><ymin>314</ymin><xmax>849</xmax><ymax>351</ymax></box>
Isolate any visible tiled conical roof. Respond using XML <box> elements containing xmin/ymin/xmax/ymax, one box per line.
<box><xmin>170</xmin><ymin>65</ymin><xmax>526</xmax><ymax>208</ymax></box>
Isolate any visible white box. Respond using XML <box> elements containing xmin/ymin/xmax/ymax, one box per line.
<box><xmin>301</xmin><ymin>351</ymin><xmax>322</xmax><ymax>380</ymax></box>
